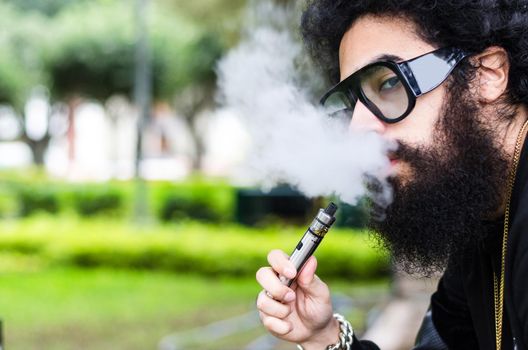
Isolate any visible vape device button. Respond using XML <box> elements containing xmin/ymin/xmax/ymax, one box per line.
<box><xmin>296</xmin><ymin>241</ymin><xmax>303</xmax><ymax>250</ymax></box>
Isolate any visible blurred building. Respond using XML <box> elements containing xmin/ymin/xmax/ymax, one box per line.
<box><xmin>0</xmin><ymin>95</ymin><xmax>249</xmax><ymax>182</ymax></box>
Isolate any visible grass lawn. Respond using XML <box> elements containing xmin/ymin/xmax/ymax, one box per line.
<box><xmin>0</xmin><ymin>266</ymin><xmax>389</xmax><ymax>350</ymax></box>
<box><xmin>0</xmin><ymin>267</ymin><xmax>261</xmax><ymax>350</ymax></box>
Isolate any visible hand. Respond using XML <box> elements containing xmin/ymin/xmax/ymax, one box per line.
<box><xmin>255</xmin><ymin>250</ymin><xmax>340</xmax><ymax>348</ymax></box>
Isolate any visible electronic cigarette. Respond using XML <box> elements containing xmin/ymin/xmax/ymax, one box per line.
<box><xmin>280</xmin><ymin>202</ymin><xmax>338</xmax><ymax>287</ymax></box>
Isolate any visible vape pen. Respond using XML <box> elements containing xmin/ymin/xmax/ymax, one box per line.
<box><xmin>280</xmin><ymin>202</ymin><xmax>338</xmax><ymax>287</ymax></box>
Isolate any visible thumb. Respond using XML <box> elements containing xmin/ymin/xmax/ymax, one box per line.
<box><xmin>296</xmin><ymin>256</ymin><xmax>328</xmax><ymax>297</ymax></box>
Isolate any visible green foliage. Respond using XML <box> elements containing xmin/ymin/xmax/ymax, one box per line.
<box><xmin>0</xmin><ymin>52</ymin><xmax>31</xmax><ymax>108</ymax></box>
<box><xmin>70</xmin><ymin>186</ymin><xmax>124</xmax><ymax>217</ymax></box>
<box><xmin>153</xmin><ymin>179</ymin><xmax>235</xmax><ymax>223</ymax></box>
<box><xmin>5</xmin><ymin>178</ymin><xmax>129</xmax><ymax>218</ymax></box>
<box><xmin>42</xmin><ymin>1</ymin><xmax>225</xmax><ymax>101</ymax></box>
<box><xmin>0</xmin><ymin>0</ymin><xmax>228</xmax><ymax>108</ymax></box>
<box><xmin>16</xmin><ymin>186</ymin><xmax>60</xmax><ymax>216</ymax></box>
<box><xmin>334</xmin><ymin>199</ymin><xmax>369</xmax><ymax>228</ymax></box>
<box><xmin>12</xmin><ymin>184</ymin><xmax>125</xmax><ymax>218</ymax></box>
<box><xmin>0</xmin><ymin>183</ymin><xmax>17</xmax><ymax>217</ymax></box>
<box><xmin>2</xmin><ymin>0</ymin><xmax>88</xmax><ymax>16</ymax></box>
<box><xmin>158</xmin><ymin>0</ymin><xmax>247</xmax><ymax>46</ymax></box>
<box><xmin>162</xmin><ymin>32</ymin><xmax>225</xmax><ymax>92</ymax></box>
<box><xmin>0</xmin><ymin>171</ymin><xmax>235</xmax><ymax>221</ymax></box>
<box><xmin>159</xmin><ymin>196</ymin><xmax>222</xmax><ymax>222</ymax></box>
<box><xmin>0</xmin><ymin>172</ymin><xmax>387</xmax><ymax>280</ymax></box>
<box><xmin>0</xmin><ymin>3</ymin><xmax>46</xmax><ymax>108</ymax></box>
<box><xmin>0</xmin><ymin>216</ymin><xmax>390</xmax><ymax>279</ymax></box>
<box><xmin>42</xmin><ymin>2</ymin><xmax>137</xmax><ymax>100</ymax></box>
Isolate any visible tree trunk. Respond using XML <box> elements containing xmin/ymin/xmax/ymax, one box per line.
<box><xmin>189</xmin><ymin>117</ymin><xmax>206</xmax><ymax>171</ymax></box>
<box><xmin>18</xmin><ymin>102</ymin><xmax>54</xmax><ymax>167</ymax></box>
<box><xmin>176</xmin><ymin>82</ymin><xmax>216</xmax><ymax>172</ymax></box>
<box><xmin>66</xmin><ymin>97</ymin><xmax>82</xmax><ymax>165</ymax></box>
<box><xmin>26</xmin><ymin>136</ymin><xmax>51</xmax><ymax>165</ymax></box>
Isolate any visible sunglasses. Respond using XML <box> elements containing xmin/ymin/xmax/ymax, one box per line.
<box><xmin>319</xmin><ymin>47</ymin><xmax>470</xmax><ymax>124</ymax></box>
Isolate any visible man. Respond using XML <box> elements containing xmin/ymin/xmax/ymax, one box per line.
<box><xmin>256</xmin><ymin>1</ymin><xmax>528</xmax><ymax>349</ymax></box>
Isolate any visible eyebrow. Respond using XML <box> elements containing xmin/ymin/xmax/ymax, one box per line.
<box><xmin>365</xmin><ymin>53</ymin><xmax>404</xmax><ymax>66</ymax></box>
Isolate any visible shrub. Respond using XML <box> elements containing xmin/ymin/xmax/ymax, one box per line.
<box><xmin>16</xmin><ymin>186</ymin><xmax>60</xmax><ymax>216</ymax></box>
<box><xmin>159</xmin><ymin>196</ymin><xmax>221</xmax><ymax>222</ymax></box>
<box><xmin>0</xmin><ymin>217</ymin><xmax>390</xmax><ymax>280</ymax></box>
<box><xmin>0</xmin><ymin>184</ymin><xmax>17</xmax><ymax>218</ymax></box>
<box><xmin>153</xmin><ymin>180</ymin><xmax>235</xmax><ymax>223</ymax></box>
<box><xmin>334</xmin><ymin>199</ymin><xmax>369</xmax><ymax>229</ymax></box>
<box><xmin>71</xmin><ymin>186</ymin><xmax>124</xmax><ymax>217</ymax></box>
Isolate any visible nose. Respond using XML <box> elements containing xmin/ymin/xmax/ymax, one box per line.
<box><xmin>348</xmin><ymin>101</ymin><xmax>386</xmax><ymax>134</ymax></box>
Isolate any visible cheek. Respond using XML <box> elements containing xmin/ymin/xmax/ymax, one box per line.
<box><xmin>385</xmin><ymin>87</ymin><xmax>445</xmax><ymax>147</ymax></box>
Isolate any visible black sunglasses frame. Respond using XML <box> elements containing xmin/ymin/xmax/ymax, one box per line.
<box><xmin>319</xmin><ymin>47</ymin><xmax>470</xmax><ymax>124</ymax></box>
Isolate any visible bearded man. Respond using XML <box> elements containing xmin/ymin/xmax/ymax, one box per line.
<box><xmin>255</xmin><ymin>1</ymin><xmax>528</xmax><ymax>349</ymax></box>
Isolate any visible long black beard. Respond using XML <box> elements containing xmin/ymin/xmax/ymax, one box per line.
<box><xmin>368</xmin><ymin>87</ymin><xmax>510</xmax><ymax>275</ymax></box>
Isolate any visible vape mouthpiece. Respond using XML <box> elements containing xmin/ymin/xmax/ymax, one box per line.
<box><xmin>324</xmin><ymin>202</ymin><xmax>338</xmax><ymax>216</ymax></box>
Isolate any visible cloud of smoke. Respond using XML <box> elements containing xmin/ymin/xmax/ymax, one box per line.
<box><xmin>216</xmin><ymin>2</ymin><xmax>392</xmax><ymax>206</ymax></box>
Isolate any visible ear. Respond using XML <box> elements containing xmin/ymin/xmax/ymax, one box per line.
<box><xmin>472</xmin><ymin>46</ymin><xmax>510</xmax><ymax>103</ymax></box>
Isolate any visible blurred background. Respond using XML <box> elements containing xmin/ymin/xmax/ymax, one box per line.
<box><xmin>0</xmin><ymin>0</ymin><xmax>414</xmax><ymax>349</ymax></box>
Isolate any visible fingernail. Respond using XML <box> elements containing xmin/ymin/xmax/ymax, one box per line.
<box><xmin>284</xmin><ymin>267</ymin><xmax>296</xmax><ymax>278</ymax></box>
<box><xmin>284</xmin><ymin>291</ymin><xmax>296</xmax><ymax>302</ymax></box>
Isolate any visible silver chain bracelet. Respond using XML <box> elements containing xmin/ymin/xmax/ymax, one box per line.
<box><xmin>296</xmin><ymin>313</ymin><xmax>354</xmax><ymax>350</ymax></box>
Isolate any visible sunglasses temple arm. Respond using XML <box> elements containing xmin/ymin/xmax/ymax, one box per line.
<box><xmin>398</xmin><ymin>62</ymin><xmax>422</xmax><ymax>97</ymax></box>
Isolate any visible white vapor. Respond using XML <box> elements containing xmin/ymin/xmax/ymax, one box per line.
<box><xmin>216</xmin><ymin>2</ymin><xmax>392</xmax><ymax>206</ymax></box>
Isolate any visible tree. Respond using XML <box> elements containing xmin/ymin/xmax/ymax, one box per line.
<box><xmin>1</xmin><ymin>0</ymin><xmax>89</xmax><ymax>17</ymax></box>
<box><xmin>158</xmin><ymin>0</ymin><xmax>247</xmax><ymax>45</ymax></box>
<box><xmin>0</xmin><ymin>3</ymin><xmax>53</xmax><ymax>164</ymax></box>
<box><xmin>170</xmin><ymin>33</ymin><xmax>224</xmax><ymax>170</ymax></box>
<box><xmin>0</xmin><ymin>0</ymin><xmax>233</xmax><ymax>168</ymax></box>
<box><xmin>42</xmin><ymin>1</ymin><xmax>226</xmax><ymax>169</ymax></box>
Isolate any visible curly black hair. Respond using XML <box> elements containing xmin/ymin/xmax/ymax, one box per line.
<box><xmin>301</xmin><ymin>0</ymin><xmax>528</xmax><ymax>105</ymax></box>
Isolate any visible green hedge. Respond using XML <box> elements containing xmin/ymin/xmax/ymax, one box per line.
<box><xmin>16</xmin><ymin>185</ymin><xmax>61</xmax><ymax>216</ymax></box>
<box><xmin>0</xmin><ymin>171</ymin><xmax>235</xmax><ymax>222</ymax></box>
<box><xmin>0</xmin><ymin>216</ymin><xmax>389</xmax><ymax>280</ymax></box>
<box><xmin>152</xmin><ymin>180</ymin><xmax>234</xmax><ymax>223</ymax></box>
<box><xmin>69</xmin><ymin>187</ymin><xmax>124</xmax><ymax>217</ymax></box>
<box><xmin>11</xmin><ymin>183</ymin><xmax>127</xmax><ymax>217</ymax></box>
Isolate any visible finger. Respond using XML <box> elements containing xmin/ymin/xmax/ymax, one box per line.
<box><xmin>256</xmin><ymin>290</ymin><xmax>293</xmax><ymax>319</ymax></box>
<box><xmin>267</xmin><ymin>249</ymin><xmax>297</xmax><ymax>279</ymax></box>
<box><xmin>256</xmin><ymin>267</ymin><xmax>296</xmax><ymax>302</ymax></box>
<box><xmin>296</xmin><ymin>256</ymin><xmax>329</xmax><ymax>297</ymax></box>
<box><xmin>259</xmin><ymin>311</ymin><xmax>293</xmax><ymax>336</ymax></box>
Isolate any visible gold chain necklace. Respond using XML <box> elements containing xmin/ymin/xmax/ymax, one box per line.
<box><xmin>494</xmin><ymin>119</ymin><xmax>528</xmax><ymax>350</ymax></box>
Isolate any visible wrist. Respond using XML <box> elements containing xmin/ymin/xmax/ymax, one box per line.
<box><xmin>297</xmin><ymin>313</ymin><xmax>354</xmax><ymax>350</ymax></box>
<box><xmin>299</xmin><ymin>317</ymin><xmax>340</xmax><ymax>350</ymax></box>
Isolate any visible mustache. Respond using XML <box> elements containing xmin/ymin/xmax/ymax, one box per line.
<box><xmin>389</xmin><ymin>141</ymin><xmax>428</xmax><ymax>164</ymax></box>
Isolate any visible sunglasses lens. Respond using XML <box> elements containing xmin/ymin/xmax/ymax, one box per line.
<box><xmin>359</xmin><ymin>65</ymin><xmax>409</xmax><ymax>120</ymax></box>
<box><xmin>321</xmin><ymin>90</ymin><xmax>354</xmax><ymax>121</ymax></box>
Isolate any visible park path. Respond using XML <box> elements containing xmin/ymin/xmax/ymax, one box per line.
<box><xmin>158</xmin><ymin>273</ymin><xmax>439</xmax><ymax>350</ymax></box>
<box><xmin>158</xmin><ymin>293</ymin><xmax>356</xmax><ymax>350</ymax></box>
<box><xmin>362</xmin><ymin>272</ymin><xmax>440</xmax><ymax>350</ymax></box>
